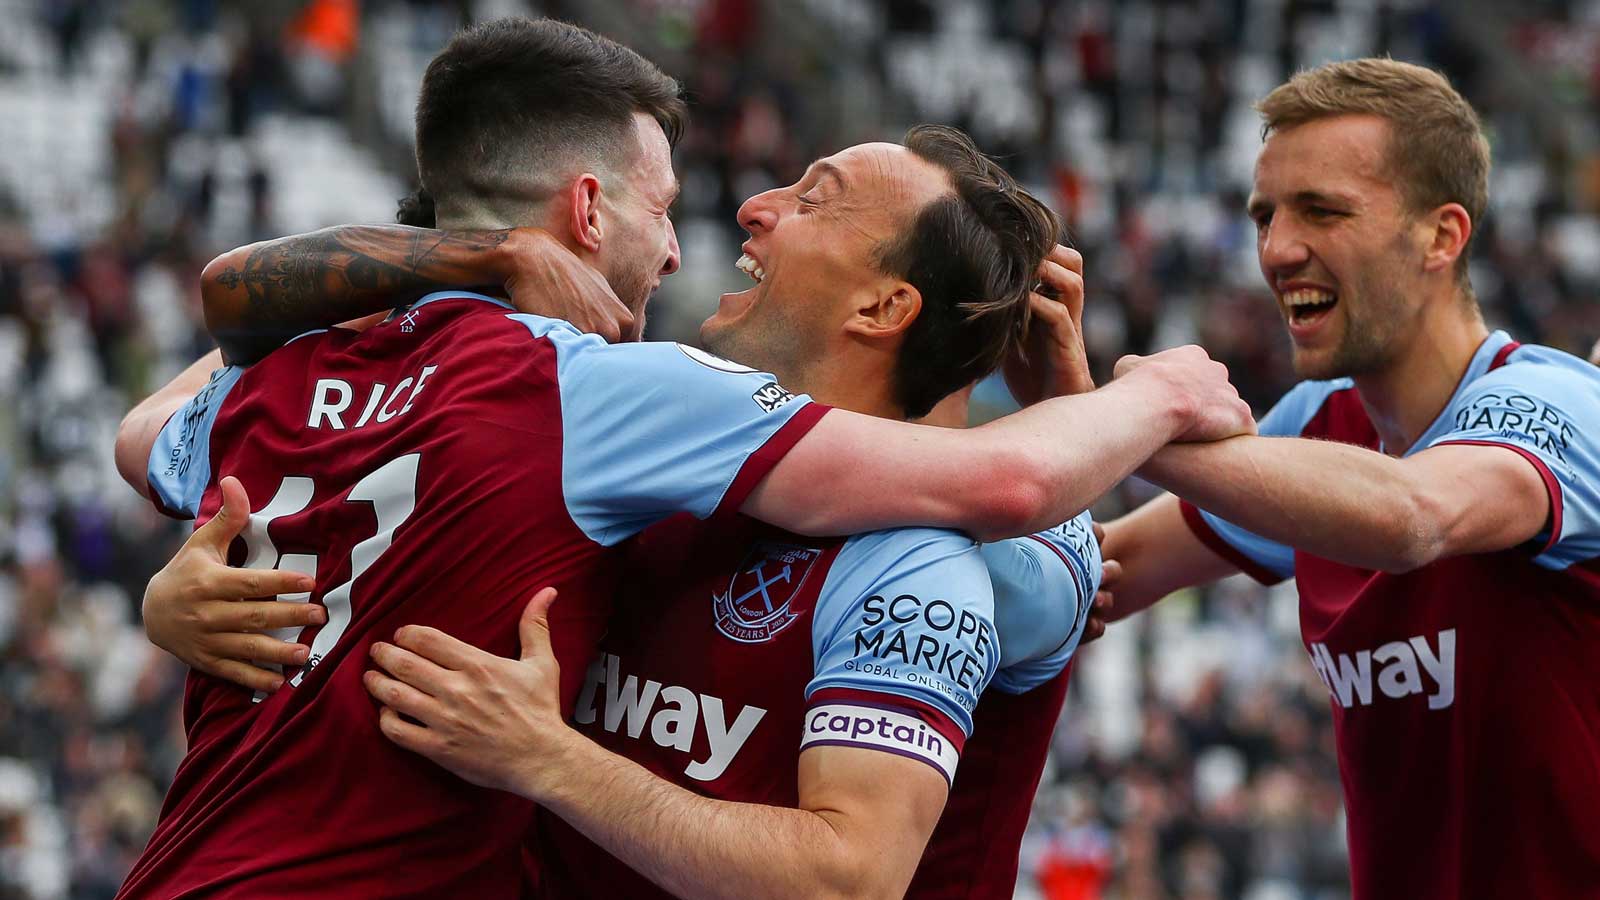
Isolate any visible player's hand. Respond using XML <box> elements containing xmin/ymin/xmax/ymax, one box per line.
<box><xmin>142</xmin><ymin>475</ymin><xmax>322</xmax><ymax>693</ymax></box>
<box><xmin>366</xmin><ymin>588</ymin><xmax>568</xmax><ymax>799</ymax></box>
<box><xmin>1079</xmin><ymin>522</ymin><xmax>1119</xmax><ymax>645</ymax></box>
<box><xmin>1114</xmin><ymin>346</ymin><xmax>1256</xmax><ymax>442</ymax></box>
<box><xmin>501</xmin><ymin>228</ymin><xmax>636</xmax><ymax>343</ymax></box>
<box><xmin>1003</xmin><ymin>245</ymin><xmax>1092</xmax><ymax>405</ymax></box>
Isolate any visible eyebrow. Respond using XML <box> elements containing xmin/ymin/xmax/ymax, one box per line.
<box><xmin>1246</xmin><ymin>190</ymin><xmax>1353</xmax><ymax>217</ymax></box>
<box><xmin>809</xmin><ymin>161</ymin><xmax>847</xmax><ymax>192</ymax></box>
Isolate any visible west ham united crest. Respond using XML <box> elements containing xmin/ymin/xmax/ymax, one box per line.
<box><xmin>712</xmin><ymin>543</ymin><xmax>822</xmax><ymax>643</ymax></box>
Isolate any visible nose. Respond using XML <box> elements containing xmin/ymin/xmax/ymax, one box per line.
<box><xmin>660</xmin><ymin>218</ymin><xmax>681</xmax><ymax>277</ymax></box>
<box><xmin>1259</xmin><ymin>216</ymin><xmax>1312</xmax><ymax>276</ymax></box>
<box><xmin>737</xmin><ymin>188</ymin><xmax>782</xmax><ymax>236</ymax></box>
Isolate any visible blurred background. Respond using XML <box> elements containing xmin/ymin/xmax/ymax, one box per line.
<box><xmin>0</xmin><ymin>0</ymin><xmax>1596</xmax><ymax>897</ymax></box>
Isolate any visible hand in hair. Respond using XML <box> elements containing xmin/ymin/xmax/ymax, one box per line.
<box><xmin>500</xmin><ymin>229</ymin><xmax>637</xmax><ymax>343</ymax></box>
<box><xmin>1002</xmin><ymin>244</ymin><xmax>1092</xmax><ymax>406</ymax></box>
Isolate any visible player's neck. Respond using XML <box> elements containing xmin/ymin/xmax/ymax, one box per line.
<box><xmin>798</xmin><ymin>347</ymin><xmax>908</xmax><ymax>421</ymax></box>
<box><xmin>1353</xmin><ymin>294</ymin><xmax>1489</xmax><ymax>455</ymax></box>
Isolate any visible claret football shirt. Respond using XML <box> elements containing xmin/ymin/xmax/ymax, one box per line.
<box><xmin>1182</xmin><ymin>331</ymin><xmax>1600</xmax><ymax>899</ymax></box>
<box><xmin>119</xmin><ymin>292</ymin><xmax>828</xmax><ymax>899</ymax></box>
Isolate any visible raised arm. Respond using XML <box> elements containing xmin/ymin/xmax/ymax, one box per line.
<box><xmin>201</xmin><ymin>225</ymin><xmax>630</xmax><ymax>363</ymax></box>
<box><xmin>745</xmin><ymin>345</ymin><xmax>1255</xmax><ymax>542</ymax></box>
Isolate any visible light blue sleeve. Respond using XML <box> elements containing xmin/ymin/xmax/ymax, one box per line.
<box><xmin>802</xmin><ymin>528</ymin><xmax>999</xmax><ymax>784</ymax></box>
<box><xmin>1189</xmin><ymin>380</ymin><xmax>1347</xmax><ymax>581</ymax></box>
<box><xmin>146</xmin><ymin>365</ymin><xmax>245</xmax><ymax>519</ymax></box>
<box><xmin>981</xmin><ymin>510</ymin><xmax>1101</xmax><ymax>695</ymax></box>
<box><xmin>512</xmin><ymin>315</ymin><xmax>822</xmax><ymax>546</ymax></box>
<box><xmin>1424</xmin><ymin>357</ymin><xmax>1600</xmax><ymax>570</ymax></box>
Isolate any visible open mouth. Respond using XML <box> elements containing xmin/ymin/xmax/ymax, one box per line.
<box><xmin>735</xmin><ymin>253</ymin><xmax>767</xmax><ymax>284</ymax></box>
<box><xmin>1284</xmin><ymin>287</ymin><xmax>1337</xmax><ymax>328</ymax></box>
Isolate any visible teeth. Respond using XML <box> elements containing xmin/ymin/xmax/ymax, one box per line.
<box><xmin>1283</xmin><ymin>288</ymin><xmax>1335</xmax><ymax>308</ymax></box>
<box><xmin>736</xmin><ymin>253</ymin><xmax>766</xmax><ymax>283</ymax></box>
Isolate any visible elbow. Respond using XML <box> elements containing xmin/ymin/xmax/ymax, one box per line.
<box><xmin>113</xmin><ymin>413</ymin><xmax>152</xmax><ymax>497</ymax></box>
<box><xmin>1376</xmin><ymin>490</ymin><xmax>1450</xmax><ymax>574</ymax></box>
<box><xmin>964</xmin><ymin>451</ymin><xmax>1053</xmax><ymax>542</ymax></box>
<box><xmin>200</xmin><ymin>249</ymin><xmax>254</xmax><ymax>363</ymax></box>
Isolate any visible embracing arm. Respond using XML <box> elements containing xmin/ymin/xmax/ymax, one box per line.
<box><xmin>1139</xmin><ymin>437</ymin><xmax>1550</xmax><ymax>573</ymax></box>
<box><xmin>365</xmin><ymin>592</ymin><xmax>944</xmax><ymax>900</ymax></box>
<box><xmin>532</xmin><ymin>740</ymin><xmax>944</xmax><ymax>900</ymax></box>
<box><xmin>115</xmin><ymin>350</ymin><xmax>223</xmax><ymax>496</ymax></box>
<box><xmin>202</xmin><ymin>225</ymin><xmax>629</xmax><ymax>363</ymax></box>
<box><xmin>745</xmin><ymin>346</ymin><xmax>1251</xmax><ymax>542</ymax></box>
<box><xmin>1098</xmin><ymin>494</ymin><xmax>1242</xmax><ymax>621</ymax></box>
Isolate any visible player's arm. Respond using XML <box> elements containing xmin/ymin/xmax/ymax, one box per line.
<box><xmin>746</xmin><ymin>346</ymin><xmax>1253</xmax><ymax>542</ymax></box>
<box><xmin>1140</xmin><ymin>435</ymin><xmax>1550</xmax><ymax>573</ymax></box>
<box><xmin>200</xmin><ymin>224</ymin><xmax>630</xmax><ymax>363</ymax></box>
<box><xmin>1096</xmin><ymin>494</ymin><xmax>1243</xmax><ymax>621</ymax></box>
<box><xmin>365</xmin><ymin>591</ymin><xmax>954</xmax><ymax>900</ymax></box>
<box><xmin>114</xmin><ymin>350</ymin><xmax>223</xmax><ymax>497</ymax></box>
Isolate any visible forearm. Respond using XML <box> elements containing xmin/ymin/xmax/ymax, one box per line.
<box><xmin>1100</xmin><ymin>494</ymin><xmax>1240</xmax><ymax>620</ymax></box>
<box><xmin>1140</xmin><ymin>436</ymin><xmax>1435</xmax><ymax>572</ymax></box>
<box><xmin>752</xmin><ymin>374</ymin><xmax>1188</xmax><ymax>542</ymax></box>
<box><xmin>201</xmin><ymin>225</ymin><xmax>515</xmax><ymax>363</ymax></box>
<box><xmin>533</xmin><ymin>735</ymin><xmax>890</xmax><ymax>900</ymax></box>
<box><xmin>115</xmin><ymin>350</ymin><xmax>224</xmax><ymax>495</ymax></box>
<box><xmin>944</xmin><ymin>375</ymin><xmax>1190</xmax><ymax>539</ymax></box>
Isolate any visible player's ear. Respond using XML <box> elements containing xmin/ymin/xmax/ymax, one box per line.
<box><xmin>1421</xmin><ymin>202</ymin><xmax>1471</xmax><ymax>275</ymax></box>
<box><xmin>566</xmin><ymin>174</ymin><xmax>604</xmax><ymax>253</ymax></box>
<box><xmin>843</xmin><ymin>282</ymin><xmax>922</xmax><ymax>340</ymax></box>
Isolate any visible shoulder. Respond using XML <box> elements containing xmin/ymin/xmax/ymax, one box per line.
<box><xmin>826</xmin><ymin>528</ymin><xmax>990</xmax><ymax>596</ymax></box>
<box><xmin>1461</xmin><ymin>343</ymin><xmax>1600</xmax><ymax>408</ymax></box>
<box><xmin>1261</xmin><ymin>377</ymin><xmax>1367</xmax><ymax>441</ymax></box>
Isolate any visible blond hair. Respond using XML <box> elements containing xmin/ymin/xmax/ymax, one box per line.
<box><xmin>1258</xmin><ymin>58</ymin><xmax>1489</xmax><ymax>277</ymax></box>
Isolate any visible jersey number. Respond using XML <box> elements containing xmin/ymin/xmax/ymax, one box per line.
<box><xmin>238</xmin><ymin>454</ymin><xmax>420</xmax><ymax>697</ymax></box>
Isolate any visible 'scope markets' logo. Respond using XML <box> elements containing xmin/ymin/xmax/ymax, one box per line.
<box><xmin>1453</xmin><ymin>391</ymin><xmax>1573</xmax><ymax>463</ymax></box>
<box><xmin>712</xmin><ymin>543</ymin><xmax>822</xmax><ymax>643</ymax></box>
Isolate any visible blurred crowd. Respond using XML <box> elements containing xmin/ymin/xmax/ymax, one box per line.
<box><xmin>1</xmin><ymin>1</ymin><xmax>1596</xmax><ymax>898</ymax></box>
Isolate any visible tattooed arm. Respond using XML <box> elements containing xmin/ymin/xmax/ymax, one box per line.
<box><xmin>202</xmin><ymin>225</ymin><xmax>631</xmax><ymax>364</ymax></box>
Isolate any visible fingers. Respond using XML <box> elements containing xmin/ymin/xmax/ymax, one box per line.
<box><xmin>208</xmin><ymin>632</ymin><xmax>311</xmax><ymax>668</ymax></box>
<box><xmin>518</xmin><ymin>588</ymin><xmax>558</xmax><ymax>663</ymax></box>
<box><xmin>202</xmin><ymin>568</ymin><xmax>318</xmax><ymax>603</ymax></box>
<box><xmin>193</xmin><ymin>598</ymin><xmax>325</xmax><ymax>633</ymax></box>
<box><xmin>1080</xmin><ymin>589</ymin><xmax>1114</xmax><ymax>645</ymax></box>
<box><xmin>377</xmin><ymin>705</ymin><xmax>443</xmax><ymax>757</ymax></box>
<box><xmin>588</xmin><ymin>306</ymin><xmax>624</xmax><ymax>344</ymax></box>
<box><xmin>1047</xmin><ymin>244</ymin><xmax>1083</xmax><ymax>275</ymax></box>
<box><xmin>1099</xmin><ymin>558</ymin><xmax>1124</xmax><ymax>589</ymax></box>
<box><xmin>1027</xmin><ymin>291</ymin><xmax>1073</xmax><ymax>327</ymax></box>
<box><xmin>1092</xmin><ymin>521</ymin><xmax>1106</xmax><ymax>546</ymax></box>
<box><xmin>391</xmin><ymin>625</ymin><xmax>491</xmax><ymax>672</ymax></box>
<box><xmin>370</xmin><ymin>640</ymin><xmax>456</xmax><ymax>694</ymax></box>
<box><xmin>364</xmin><ymin>670</ymin><xmax>449</xmax><ymax>725</ymax></box>
<box><xmin>205</xmin><ymin>659</ymin><xmax>286</xmax><ymax>694</ymax></box>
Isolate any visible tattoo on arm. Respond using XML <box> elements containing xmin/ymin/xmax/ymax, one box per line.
<box><xmin>210</xmin><ymin>226</ymin><xmax>513</xmax><ymax>335</ymax></box>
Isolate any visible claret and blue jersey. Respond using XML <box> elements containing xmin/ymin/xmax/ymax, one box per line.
<box><xmin>1179</xmin><ymin>331</ymin><xmax>1600</xmax><ymax>900</ymax></box>
<box><xmin>539</xmin><ymin>506</ymin><xmax>1101</xmax><ymax>899</ymax></box>
<box><xmin>124</xmin><ymin>293</ymin><xmax>832</xmax><ymax>899</ymax></box>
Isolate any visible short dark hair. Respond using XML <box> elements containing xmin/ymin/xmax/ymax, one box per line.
<box><xmin>876</xmin><ymin>125</ymin><xmax>1060</xmax><ymax>418</ymax></box>
<box><xmin>413</xmin><ymin>17</ymin><xmax>686</xmax><ymax>212</ymax></box>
